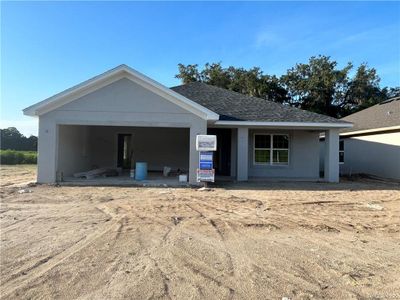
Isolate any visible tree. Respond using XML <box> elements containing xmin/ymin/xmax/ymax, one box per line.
<box><xmin>0</xmin><ymin>127</ymin><xmax>38</xmax><ymax>151</ymax></box>
<box><xmin>201</xmin><ymin>63</ymin><xmax>231</xmax><ymax>88</ymax></box>
<box><xmin>344</xmin><ymin>63</ymin><xmax>386</xmax><ymax>115</ymax></box>
<box><xmin>175</xmin><ymin>64</ymin><xmax>201</xmax><ymax>84</ymax></box>
<box><xmin>176</xmin><ymin>57</ymin><xmax>398</xmax><ymax>118</ymax></box>
<box><xmin>281</xmin><ymin>55</ymin><xmax>352</xmax><ymax>117</ymax></box>
<box><xmin>175</xmin><ymin>63</ymin><xmax>289</xmax><ymax>103</ymax></box>
<box><xmin>382</xmin><ymin>86</ymin><xmax>400</xmax><ymax>99</ymax></box>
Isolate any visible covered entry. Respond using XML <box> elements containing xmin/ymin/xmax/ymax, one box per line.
<box><xmin>57</xmin><ymin>125</ymin><xmax>190</xmax><ymax>183</ymax></box>
<box><xmin>207</xmin><ymin>128</ymin><xmax>232</xmax><ymax>176</ymax></box>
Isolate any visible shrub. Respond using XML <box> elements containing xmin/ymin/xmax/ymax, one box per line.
<box><xmin>0</xmin><ymin>150</ymin><xmax>37</xmax><ymax>165</ymax></box>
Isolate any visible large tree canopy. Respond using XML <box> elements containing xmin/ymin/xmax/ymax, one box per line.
<box><xmin>176</xmin><ymin>56</ymin><xmax>398</xmax><ymax>118</ymax></box>
<box><xmin>0</xmin><ymin>127</ymin><xmax>37</xmax><ymax>151</ymax></box>
<box><xmin>176</xmin><ymin>62</ymin><xmax>289</xmax><ymax>103</ymax></box>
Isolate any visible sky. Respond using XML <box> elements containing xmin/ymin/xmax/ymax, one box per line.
<box><xmin>1</xmin><ymin>1</ymin><xmax>399</xmax><ymax>136</ymax></box>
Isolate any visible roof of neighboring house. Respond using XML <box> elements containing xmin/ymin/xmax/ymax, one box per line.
<box><xmin>340</xmin><ymin>97</ymin><xmax>400</xmax><ymax>133</ymax></box>
<box><xmin>171</xmin><ymin>81</ymin><xmax>349</xmax><ymax>124</ymax></box>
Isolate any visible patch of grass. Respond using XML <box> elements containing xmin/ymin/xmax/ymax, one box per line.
<box><xmin>0</xmin><ymin>150</ymin><xmax>37</xmax><ymax>165</ymax></box>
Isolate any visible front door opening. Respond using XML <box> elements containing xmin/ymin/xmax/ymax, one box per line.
<box><xmin>208</xmin><ymin>128</ymin><xmax>231</xmax><ymax>176</ymax></box>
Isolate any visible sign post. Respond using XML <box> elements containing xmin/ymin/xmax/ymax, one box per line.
<box><xmin>196</xmin><ymin>135</ymin><xmax>217</xmax><ymax>185</ymax></box>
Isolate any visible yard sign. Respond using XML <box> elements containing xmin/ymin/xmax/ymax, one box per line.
<box><xmin>196</xmin><ymin>135</ymin><xmax>217</xmax><ymax>182</ymax></box>
<box><xmin>196</xmin><ymin>135</ymin><xmax>217</xmax><ymax>151</ymax></box>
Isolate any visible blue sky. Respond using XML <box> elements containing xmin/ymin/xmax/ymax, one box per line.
<box><xmin>1</xmin><ymin>1</ymin><xmax>399</xmax><ymax>136</ymax></box>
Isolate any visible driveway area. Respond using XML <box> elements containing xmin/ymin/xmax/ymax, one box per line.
<box><xmin>1</xmin><ymin>165</ymin><xmax>399</xmax><ymax>299</ymax></box>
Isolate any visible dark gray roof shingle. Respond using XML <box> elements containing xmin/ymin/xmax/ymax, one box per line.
<box><xmin>340</xmin><ymin>97</ymin><xmax>400</xmax><ymax>133</ymax></box>
<box><xmin>171</xmin><ymin>82</ymin><xmax>348</xmax><ymax>124</ymax></box>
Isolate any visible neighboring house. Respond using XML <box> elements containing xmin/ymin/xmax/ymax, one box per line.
<box><xmin>23</xmin><ymin>65</ymin><xmax>351</xmax><ymax>185</ymax></box>
<box><xmin>334</xmin><ymin>97</ymin><xmax>399</xmax><ymax>180</ymax></box>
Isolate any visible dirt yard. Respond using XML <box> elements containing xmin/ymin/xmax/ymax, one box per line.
<box><xmin>1</xmin><ymin>165</ymin><xmax>399</xmax><ymax>299</ymax></box>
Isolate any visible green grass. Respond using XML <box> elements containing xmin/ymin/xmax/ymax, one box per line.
<box><xmin>0</xmin><ymin>150</ymin><xmax>37</xmax><ymax>165</ymax></box>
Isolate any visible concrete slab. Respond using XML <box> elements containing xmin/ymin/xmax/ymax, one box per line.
<box><xmin>60</xmin><ymin>172</ymin><xmax>190</xmax><ymax>187</ymax></box>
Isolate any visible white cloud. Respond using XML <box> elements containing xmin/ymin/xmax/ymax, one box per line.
<box><xmin>255</xmin><ymin>30</ymin><xmax>284</xmax><ymax>48</ymax></box>
<box><xmin>0</xmin><ymin>118</ymin><xmax>38</xmax><ymax>137</ymax></box>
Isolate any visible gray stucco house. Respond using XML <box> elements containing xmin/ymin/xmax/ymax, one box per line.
<box><xmin>334</xmin><ymin>97</ymin><xmax>399</xmax><ymax>180</ymax></box>
<box><xmin>24</xmin><ymin>65</ymin><xmax>352</xmax><ymax>185</ymax></box>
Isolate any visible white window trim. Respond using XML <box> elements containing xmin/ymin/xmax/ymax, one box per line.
<box><xmin>339</xmin><ymin>140</ymin><xmax>344</xmax><ymax>165</ymax></box>
<box><xmin>253</xmin><ymin>133</ymin><xmax>290</xmax><ymax>166</ymax></box>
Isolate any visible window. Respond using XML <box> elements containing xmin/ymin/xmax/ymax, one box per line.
<box><xmin>254</xmin><ymin>134</ymin><xmax>289</xmax><ymax>165</ymax></box>
<box><xmin>339</xmin><ymin>140</ymin><xmax>344</xmax><ymax>164</ymax></box>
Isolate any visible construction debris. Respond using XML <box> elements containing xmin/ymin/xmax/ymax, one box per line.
<box><xmin>197</xmin><ymin>186</ymin><xmax>212</xmax><ymax>192</ymax></box>
<box><xmin>73</xmin><ymin>168</ymin><xmax>119</xmax><ymax>179</ymax></box>
<box><xmin>366</xmin><ymin>203</ymin><xmax>384</xmax><ymax>210</ymax></box>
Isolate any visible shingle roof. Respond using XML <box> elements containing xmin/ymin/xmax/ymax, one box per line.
<box><xmin>340</xmin><ymin>97</ymin><xmax>400</xmax><ymax>133</ymax></box>
<box><xmin>171</xmin><ymin>82</ymin><xmax>348</xmax><ymax>124</ymax></box>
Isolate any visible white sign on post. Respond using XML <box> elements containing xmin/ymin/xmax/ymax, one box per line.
<box><xmin>196</xmin><ymin>135</ymin><xmax>217</xmax><ymax>183</ymax></box>
<box><xmin>196</xmin><ymin>135</ymin><xmax>217</xmax><ymax>151</ymax></box>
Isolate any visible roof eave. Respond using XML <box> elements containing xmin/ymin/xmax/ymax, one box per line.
<box><xmin>212</xmin><ymin>121</ymin><xmax>353</xmax><ymax>129</ymax></box>
<box><xmin>340</xmin><ymin>125</ymin><xmax>400</xmax><ymax>136</ymax></box>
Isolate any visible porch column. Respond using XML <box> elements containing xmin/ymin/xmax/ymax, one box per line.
<box><xmin>189</xmin><ymin>121</ymin><xmax>207</xmax><ymax>185</ymax></box>
<box><xmin>324</xmin><ymin>129</ymin><xmax>339</xmax><ymax>183</ymax></box>
<box><xmin>237</xmin><ymin>127</ymin><xmax>249</xmax><ymax>181</ymax></box>
<box><xmin>37</xmin><ymin>118</ymin><xmax>58</xmax><ymax>183</ymax></box>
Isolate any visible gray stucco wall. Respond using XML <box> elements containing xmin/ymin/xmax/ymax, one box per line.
<box><xmin>339</xmin><ymin>132</ymin><xmax>400</xmax><ymax>180</ymax></box>
<box><xmin>93</xmin><ymin>126</ymin><xmax>189</xmax><ymax>172</ymax></box>
<box><xmin>58</xmin><ymin>125</ymin><xmax>91</xmax><ymax>177</ymax></box>
<box><xmin>37</xmin><ymin>78</ymin><xmax>206</xmax><ymax>184</ymax></box>
<box><xmin>248</xmin><ymin>129</ymin><xmax>320</xmax><ymax>179</ymax></box>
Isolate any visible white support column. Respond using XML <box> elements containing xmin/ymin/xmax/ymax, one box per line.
<box><xmin>230</xmin><ymin>128</ymin><xmax>237</xmax><ymax>178</ymax></box>
<box><xmin>324</xmin><ymin>129</ymin><xmax>340</xmax><ymax>183</ymax></box>
<box><xmin>189</xmin><ymin>121</ymin><xmax>207</xmax><ymax>185</ymax></box>
<box><xmin>37</xmin><ymin>118</ymin><xmax>58</xmax><ymax>183</ymax></box>
<box><xmin>237</xmin><ymin>127</ymin><xmax>249</xmax><ymax>181</ymax></box>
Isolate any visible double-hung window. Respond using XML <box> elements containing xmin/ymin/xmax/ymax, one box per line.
<box><xmin>254</xmin><ymin>134</ymin><xmax>289</xmax><ymax>165</ymax></box>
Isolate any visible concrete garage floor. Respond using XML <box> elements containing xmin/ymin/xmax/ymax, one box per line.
<box><xmin>61</xmin><ymin>171</ymin><xmax>190</xmax><ymax>187</ymax></box>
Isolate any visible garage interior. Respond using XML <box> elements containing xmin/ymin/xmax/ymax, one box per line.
<box><xmin>57</xmin><ymin>125</ymin><xmax>190</xmax><ymax>185</ymax></box>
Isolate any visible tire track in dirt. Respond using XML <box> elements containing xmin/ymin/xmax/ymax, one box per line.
<box><xmin>184</xmin><ymin>202</ymin><xmax>236</xmax><ymax>278</ymax></box>
<box><xmin>119</xmin><ymin>198</ymin><xmax>237</xmax><ymax>298</ymax></box>
<box><xmin>187</xmin><ymin>263</ymin><xmax>235</xmax><ymax>299</ymax></box>
<box><xmin>0</xmin><ymin>204</ymin><xmax>123</xmax><ymax>299</ymax></box>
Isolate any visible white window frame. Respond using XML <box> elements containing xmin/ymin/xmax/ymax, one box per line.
<box><xmin>339</xmin><ymin>140</ymin><xmax>344</xmax><ymax>164</ymax></box>
<box><xmin>253</xmin><ymin>134</ymin><xmax>290</xmax><ymax>166</ymax></box>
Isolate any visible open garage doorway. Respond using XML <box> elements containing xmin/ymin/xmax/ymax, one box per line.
<box><xmin>57</xmin><ymin>125</ymin><xmax>190</xmax><ymax>186</ymax></box>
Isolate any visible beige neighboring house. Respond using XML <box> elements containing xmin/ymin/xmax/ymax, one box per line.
<box><xmin>336</xmin><ymin>97</ymin><xmax>400</xmax><ymax>180</ymax></box>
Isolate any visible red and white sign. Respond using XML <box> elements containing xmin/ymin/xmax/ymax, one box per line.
<box><xmin>196</xmin><ymin>169</ymin><xmax>215</xmax><ymax>182</ymax></box>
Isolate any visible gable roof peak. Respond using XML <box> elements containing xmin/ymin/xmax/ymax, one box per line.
<box><xmin>23</xmin><ymin>65</ymin><xmax>219</xmax><ymax>120</ymax></box>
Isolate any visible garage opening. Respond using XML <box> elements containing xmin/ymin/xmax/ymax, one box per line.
<box><xmin>57</xmin><ymin>125</ymin><xmax>190</xmax><ymax>186</ymax></box>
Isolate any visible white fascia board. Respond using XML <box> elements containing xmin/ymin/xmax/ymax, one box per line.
<box><xmin>213</xmin><ymin>121</ymin><xmax>353</xmax><ymax>129</ymax></box>
<box><xmin>339</xmin><ymin>125</ymin><xmax>400</xmax><ymax>136</ymax></box>
<box><xmin>23</xmin><ymin>64</ymin><xmax>219</xmax><ymax>121</ymax></box>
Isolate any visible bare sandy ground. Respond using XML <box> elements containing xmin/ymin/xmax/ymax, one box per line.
<box><xmin>1</xmin><ymin>165</ymin><xmax>399</xmax><ymax>299</ymax></box>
